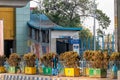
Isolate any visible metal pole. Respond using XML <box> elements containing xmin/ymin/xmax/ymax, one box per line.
<box><xmin>114</xmin><ymin>0</ymin><xmax>118</xmax><ymax>52</ymax></box>
<box><xmin>34</xmin><ymin>0</ymin><xmax>42</xmax><ymax>55</ymax></box>
<box><xmin>93</xmin><ymin>0</ymin><xmax>96</xmax><ymax>51</ymax></box>
<box><xmin>39</xmin><ymin>1</ymin><xmax>42</xmax><ymax>55</ymax></box>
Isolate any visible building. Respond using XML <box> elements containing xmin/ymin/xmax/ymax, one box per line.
<box><xmin>0</xmin><ymin>1</ymin><xmax>82</xmax><ymax>57</ymax></box>
<box><xmin>0</xmin><ymin>0</ymin><xmax>30</xmax><ymax>7</ymax></box>
<box><xmin>27</xmin><ymin>13</ymin><xmax>82</xmax><ymax>57</ymax></box>
<box><xmin>114</xmin><ymin>0</ymin><xmax>120</xmax><ymax>52</ymax></box>
<box><xmin>0</xmin><ymin>3</ymin><xmax>30</xmax><ymax>57</ymax></box>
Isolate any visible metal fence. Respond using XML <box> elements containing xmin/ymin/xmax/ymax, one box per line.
<box><xmin>79</xmin><ymin>35</ymin><xmax>115</xmax><ymax>55</ymax></box>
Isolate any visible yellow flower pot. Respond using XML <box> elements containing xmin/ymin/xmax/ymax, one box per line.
<box><xmin>25</xmin><ymin>67</ymin><xmax>36</xmax><ymax>74</ymax></box>
<box><xmin>65</xmin><ymin>68</ymin><xmax>80</xmax><ymax>77</ymax></box>
<box><xmin>0</xmin><ymin>67</ymin><xmax>5</xmax><ymax>73</ymax></box>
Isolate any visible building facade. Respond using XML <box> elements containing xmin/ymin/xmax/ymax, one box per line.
<box><xmin>27</xmin><ymin>13</ymin><xmax>82</xmax><ymax>58</ymax></box>
<box><xmin>0</xmin><ymin>3</ymin><xmax>30</xmax><ymax>57</ymax></box>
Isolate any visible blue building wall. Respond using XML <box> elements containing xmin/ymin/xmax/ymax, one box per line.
<box><xmin>16</xmin><ymin>3</ymin><xmax>30</xmax><ymax>55</ymax></box>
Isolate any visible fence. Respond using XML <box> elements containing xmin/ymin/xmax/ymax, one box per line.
<box><xmin>79</xmin><ymin>35</ymin><xmax>115</xmax><ymax>54</ymax></box>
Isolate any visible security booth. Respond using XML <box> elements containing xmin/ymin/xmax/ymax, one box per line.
<box><xmin>51</xmin><ymin>27</ymin><xmax>81</xmax><ymax>55</ymax></box>
<box><xmin>27</xmin><ymin>13</ymin><xmax>82</xmax><ymax>57</ymax></box>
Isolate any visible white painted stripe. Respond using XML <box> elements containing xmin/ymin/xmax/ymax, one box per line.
<box><xmin>34</xmin><ymin>77</ymin><xmax>39</xmax><ymax>80</ymax></box>
<box><xmin>38</xmin><ymin>77</ymin><xmax>43</xmax><ymax>80</ymax></box>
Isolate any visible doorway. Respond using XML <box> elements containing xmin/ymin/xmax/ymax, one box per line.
<box><xmin>4</xmin><ymin>40</ymin><xmax>14</xmax><ymax>58</ymax></box>
<box><xmin>56</xmin><ymin>38</ymin><xmax>72</xmax><ymax>55</ymax></box>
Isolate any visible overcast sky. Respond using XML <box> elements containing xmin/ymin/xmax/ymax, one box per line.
<box><xmin>97</xmin><ymin>0</ymin><xmax>114</xmax><ymax>34</ymax></box>
<box><xmin>30</xmin><ymin>0</ymin><xmax>114</xmax><ymax>35</ymax></box>
<box><xmin>82</xmin><ymin>0</ymin><xmax>114</xmax><ymax>35</ymax></box>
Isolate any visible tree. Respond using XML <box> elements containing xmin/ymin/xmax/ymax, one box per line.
<box><xmin>40</xmin><ymin>0</ymin><xmax>93</xmax><ymax>27</ymax></box>
<box><xmin>36</xmin><ymin>0</ymin><xmax>111</xmax><ymax>35</ymax></box>
<box><xmin>79</xmin><ymin>28</ymin><xmax>92</xmax><ymax>39</ymax></box>
<box><xmin>96</xmin><ymin>9</ymin><xmax>111</xmax><ymax>37</ymax></box>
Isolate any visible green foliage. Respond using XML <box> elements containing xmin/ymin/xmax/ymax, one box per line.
<box><xmin>79</xmin><ymin>28</ymin><xmax>92</xmax><ymax>39</ymax></box>
<box><xmin>96</xmin><ymin>9</ymin><xmax>111</xmax><ymax>36</ymax></box>
<box><xmin>41</xmin><ymin>0</ymin><xmax>92</xmax><ymax>27</ymax></box>
<box><xmin>96</xmin><ymin>9</ymin><xmax>111</xmax><ymax>29</ymax></box>
<box><xmin>36</xmin><ymin>0</ymin><xmax>111</xmax><ymax>38</ymax></box>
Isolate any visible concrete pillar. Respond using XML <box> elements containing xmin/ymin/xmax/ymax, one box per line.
<box><xmin>51</xmin><ymin>38</ymin><xmax>56</xmax><ymax>53</ymax></box>
<box><xmin>114</xmin><ymin>0</ymin><xmax>118</xmax><ymax>52</ymax></box>
<box><xmin>117</xmin><ymin>0</ymin><xmax>120</xmax><ymax>52</ymax></box>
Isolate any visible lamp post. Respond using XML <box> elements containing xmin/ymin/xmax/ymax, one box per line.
<box><xmin>93</xmin><ymin>0</ymin><xmax>96</xmax><ymax>51</ymax></box>
<box><xmin>32</xmin><ymin>0</ymin><xmax>42</xmax><ymax>55</ymax></box>
<box><xmin>80</xmin><ymin>0</ymin><xmax>96</xmax><ymax>51</ymax></box>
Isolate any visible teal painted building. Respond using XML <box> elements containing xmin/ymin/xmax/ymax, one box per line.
<box><xmin>16</xmin><ymin>3</ymin><xmax>30</xmax><ymax>55</ymax></box>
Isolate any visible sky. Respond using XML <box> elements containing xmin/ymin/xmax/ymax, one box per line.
<box><xmin>82</xmin><ymin>0</ymin><xmax>114</xmax><ymax>35</ymax></box>
<box><xmin>30</xmin><ymin>0</ymin><xmax>114</xmax><ymax>35</ymax></box>
<box><xmin>97</xmin><ymin>0</ymin><xmax>114</xmax><ymax>35</ymax></box>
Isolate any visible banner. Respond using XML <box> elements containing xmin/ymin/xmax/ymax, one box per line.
<box><xmin>0</xmin><ymin>20</ymin><xmax>4</xmax><ymax>56</ymax></box>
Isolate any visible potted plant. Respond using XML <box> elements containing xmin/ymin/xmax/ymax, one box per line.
<box><xmin>83</xmin><ymin>51</ymin><xmax>109</xmax><ymax>78</ymax></box>
<box><xmin>7</xmin><ymin>53</ymin><xmax>21</xmax><ymax>73</ymax></box>
<box><xmin>0</xmin><ymin>55</ymin><xmax>6</xmax><ymax>73</ymax></box>
<box><xmin>59</xmin><ymin>51</ymin><xmax>80</xmax><ymax>77</ymax></box>
<box><xmin>23</xmin><ymin>53</ymin><xmax>37</xmax><ymax>74</ymax></box>
<box><xmin>83</xmin><ymin>50</ymin><xmax>94</xmax><ymax>76</ymax></box>
<box><xmin>40</xmin><ymin>52</ymin><xmax>57</xmax><ymax>75</ymax></box>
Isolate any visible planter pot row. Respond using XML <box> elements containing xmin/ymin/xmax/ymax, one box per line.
<box><xmin>41</xmin><ymin>67</ymin><xmax>80</xmax><ymax>77</ymax></box>
<box><xmin>0</xmin><ymin>66</ymin><xmax>107</xmax><ymax>78</ymax></box>
<box><xmin>0</xmin><ymin>66</ymin><xmax>80</xmax><ymax>76</ymax></box>
<box><xmin>8</xmin><ymin>66</ymin><xmax>36</xmax><ymax>74</ymax></box>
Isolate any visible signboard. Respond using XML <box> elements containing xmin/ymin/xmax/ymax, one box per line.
<box><xmin>73</xmin><ymin>44</ymin><xmax>79</xmax><ymax>54</ymax></box>
<box><xmin>0</xmin><ymin>20</ymin><xmax>4</xmax><ymax>56</ymax></box>
<box><xmin>69</xmin><ymin>39</ymin><xmax>80</xmax><ymax>44</ymax></box>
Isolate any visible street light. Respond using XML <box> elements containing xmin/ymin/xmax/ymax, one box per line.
<box><xmin>32</xmin><ymin>0</ymin><xmax>51</xmax><ymax>54</ymax></box>
<box><xmin>32</xmin><ymin>0</ymin><xmax>42</xmax><ymax>55</ymax></box>
<box><xmin>80</xmin><ymin>0</ymin><xmax>97</xmax><ymax>50</ymax></box>
<box><xmin>93</xmin><ymin>0</ymin><xmax>96</xmax><ymax>51</ymax></box>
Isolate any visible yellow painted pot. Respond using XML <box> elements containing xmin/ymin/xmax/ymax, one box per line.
<box><xmin>25</xmin><ymin>67</ymin><xmax>36</xmax><ymax>74</ymax></box>
<box><xmin>65</xmin><ymin>68</ymin><xmax>80</xmax><ymax>77</ymax></box>
<box><xmin>0</xmin><ymin>67</ymin><xmax>5</xmax><ymax>73</ymax></box>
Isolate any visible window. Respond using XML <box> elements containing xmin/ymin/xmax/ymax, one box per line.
<box><xmin>41</xmin><ymin>30</ymin><xmax>49</xmax><ymax>43</ymax></box>
<box><xmin>28</xmin><ymin>27</ymin><xmax>32</xmax><ymax>38</ymax></box>
<box><xmin>35</xmin><ymin>29</ymin><xmax>39</xmax><ymax>41</ymax></box>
